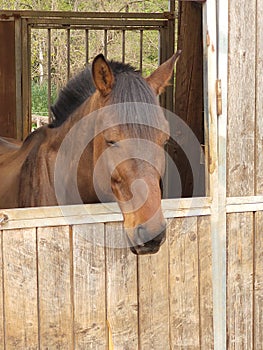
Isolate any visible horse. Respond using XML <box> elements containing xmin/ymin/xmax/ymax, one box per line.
<box><xmin>0</xmin><ymin>136</ymin><xmax>21</xmax><ymax>155</ymax></box>
<box><xmin>0</xmin><ymin>52</ymin><xmax>181</xmax><ymax>255</ymax></box>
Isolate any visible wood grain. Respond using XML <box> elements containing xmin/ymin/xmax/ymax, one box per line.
<box><xmin>227</xmin><ymin>213</ymin><xmax>254</xmax><ymax>349</ymax></box>
<box><xmin>37</xmin><ymin>225</ymin><xmax>73</xmax><ymax>349</ymax></box>
<box><xmin>0</xmin><ymin>231</ymin><xmax>4</xmax><ymax>348</ymax></box>
<box><xmin>138</xmin><ymin>236</ymin><xmax>169</xmax><ymax>349</ymax></box>
<box><xmin>254</xmin><ymin>212</ymin><xmax>263</xmax><ymax>349</ymax></box>
<box><xmin>198</xmin><ymin>216</ymin><xmax>214</xmax><ymax>349</ymax></box>
<box><xmin>227</xmin><ymin>1</ymin><xmax>256</xmax><ymax>197</ymax></box>
<box><xmin>256</xmin><ymin>0</ymin><xmax>263</xmax><ymax>195</ymax></box>
<box><xmin>2</xmin><ymin>228</ymin><xmax>38</xmax><ymax>349</ymax></box>
<box><xmin>73</xmin><ymin>223</ymin><xmax>107</xmax><ymax>349</ymax></box>
<box><xmin>169</xmin><ymin>216</ymin><xmax>200</xmax><ymax>348</ymax></box>
<box><xmin>105</xmin><ymin>222</ymin><xmax>138</xmax><ymax>350</ymax></box>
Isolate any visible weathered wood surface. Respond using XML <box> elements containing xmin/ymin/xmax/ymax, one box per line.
<box><xmin>227</xmin><ymin>1</ymin><xmax>256</xmax><ymax>197</ymax></box>
<box><xmin>254</xmin><ymin>212</ymin><xmax>263</xmax><ymax>349</ymax></box>
<box><xmin>138</xmin><ymin>238</ymin><xmax>170</xmax><ymax>349</ymax></box>
<box><xmin>0</xmin><ymin>217</ymin><xmax>215</xmax><ymax>349</ymax></box>
<box><xmin>256</xmin><ymin>0</ymin><xmax>263</xmax><ymax>195</ymax></box>
<box><xmin>37</xmin><ymin>226</ymin><xmax>73</xmax><ymax>349</ymax></box>
<box><xmin>73</xmin><ymin>223</ymin><xmax>106</xmax><ymax>349</ymax></box>
<box><xmin>169</xmin><ymin>216</ymin><xmax>213</xmax><ymax>349</ymax></box>
<box><xmin>1</xmin><ymin>197</ymin><xmax>211</xmax><ymax>230</ymax></box>
<box><xmin>227</xmin><ymin>213</ymin><xmax>254</xmax><ymax>349</ymax></box>
<box><xmin>3</xmin><ymin>228</ymin><xmax>38</xmax><ymax>349</ymax></box>
<box><xmin>0</xmin><ymin>230</ymin><xmax>4</xmax><ymax>348</ymax></box>
<box><xmin>106</xmin><ymin>223</ymin><xmax>138</xmax><ymax>350</ymax></box>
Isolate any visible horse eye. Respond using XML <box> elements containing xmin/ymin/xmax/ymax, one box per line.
<box><xmin>163</xmin><ymin>139</ymin><xmax>170</xmax><ymax>148</ymax></box>
<box><xmin>107</xmin><ymin>140</ymin><xmax>118</xmax><ymax>147</ymax></box>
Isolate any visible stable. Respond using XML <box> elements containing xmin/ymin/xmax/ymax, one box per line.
<box><xmin>0</xmin><ymin>1</ymin><xmax>262</xmax><ymax>349</ymax></box>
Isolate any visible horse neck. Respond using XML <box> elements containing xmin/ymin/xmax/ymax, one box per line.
<box><xmin>51</xmin><ymin>95</ymin><xmax>101</xmax><ymax>203</ymax></box>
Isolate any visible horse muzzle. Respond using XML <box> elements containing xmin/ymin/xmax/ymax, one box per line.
<box><xmin>126</xmin><ymin>222</ymin><xmax>166</xmax><ymax>255</ymax></box>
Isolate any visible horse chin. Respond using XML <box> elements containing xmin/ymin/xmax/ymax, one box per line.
<box><xmin>129</xmin><ymin>244</ymin><xmax>161</xmax><ymax>255</ymax></box>
<box><xmin>125</xmin><ymin>228</ymin><xmax>166</xmax><ymax>255</ymax></box>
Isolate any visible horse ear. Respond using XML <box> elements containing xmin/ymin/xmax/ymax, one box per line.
<box><xmin>146</xmin><ymin>50</ymin><xmax>182</xmax><ymax>95</ymax></box>
<box><xmin>92</xmin><ymin>54</ymin><xmax>114</xmax><ymax>96</ymax></box>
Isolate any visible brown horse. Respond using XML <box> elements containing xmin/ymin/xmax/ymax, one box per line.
<box><xmin>0</xmin><ymin>52</ymin><xmax>180</xmax><ymax>254</ymax></box>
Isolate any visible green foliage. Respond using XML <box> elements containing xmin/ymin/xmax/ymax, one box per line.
<box><xmin>31</xmin><ymin>82</ymin><xmax>57</xmax><ymax>116</ymax></box>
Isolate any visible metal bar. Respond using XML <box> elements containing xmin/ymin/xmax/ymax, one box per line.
<box><xmin>165</xmin><ymin>9</ymin><xmax>175</xmax><ymax>113</ymax></box>
<box><xmin>169</xmin><ymin>0</ymin><xmax>175</xmax><ymax>12</ymax></box>
<box><xmin>85</xmin><ymin>29</ymin><xmax>89</xmax><ymax>64</ymax></box>
<box><xmin>67</xmin><ymin>28</ymin><xmax>70</xmax><ymax>80</ymax></box>
<box><xmin>30</xmin><ymin>24</ymin><xmax>164</xmax><ymax>31</ymax></box>
<box><xmin>27</xmin><ymin>18</ymin><xmax>167</xmax><ymax>28</ymax></box>
<box><xmin>21</xmin><ymin>19</ymin><xmax>31</xmax><ymax>138</ymax></box>
<box><xmin>122</xmin><ymin>30</ymin><xmax>125</xmax><ymax>63</ymax></box>
<box><xmin>104</xmin><ymin>29</ymin><xmax>107</xmax><ymax>58</ymax></box>
<box><xmin>139</xmin><ymin>30</ymin><xmax>143</xmax><ymax>72</ymax></box>
<box><xmin>47</xmin><ymin>28</ymin><xmax>51</xmax><ymax>122</ymax></box>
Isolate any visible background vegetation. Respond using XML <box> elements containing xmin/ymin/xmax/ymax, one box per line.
<box><xmin>1</xmin><ymin>0</ymin><xmax>171</xmax><ymax>117</ymax></box>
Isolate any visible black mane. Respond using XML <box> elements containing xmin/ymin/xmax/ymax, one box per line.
<box><xmin>50</xmin><ymin>59</ymin><xmax>139</xmax><ymax>128</ymax></box>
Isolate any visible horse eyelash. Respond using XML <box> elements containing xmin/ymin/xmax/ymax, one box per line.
<box><xmin>107</xmin><ymin>140</ymin><xmax>118</xmax><ymax>147</ymax></box>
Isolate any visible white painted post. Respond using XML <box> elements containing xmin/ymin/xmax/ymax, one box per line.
<box><xmin>203</xmin><ymin>0</ymin><xmax>227</xmax><ymax>349</ymax></box>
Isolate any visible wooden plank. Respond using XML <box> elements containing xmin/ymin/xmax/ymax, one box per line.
<box><xmin>256</xmin><ymin>0</ymin><xmax>263</xmax><ymax>195</ymax></box>
<box><xmin>138</xmin><ymin>233</ymin><xmax>169</xmax><ymax>349</ymax></box>
<box><xmin>227</xmin><ymin>195</ymin><xmax>263</xmax><ymax>205</ymax></box>
<box><xmin>37</xmin><ymin>225</ymin><xmax>73</xmax><ymax>348</ymax></box>
<box><xmin>169</xmin><ymin>216</ymin><xmax>200</xmax><ymax>348</ymax></box>
<box><xmin>1</xmin><ymin>198</ymin><xmax>211</xmax><ymax>231</ymax></box>
<box><xmin>198</xmin><ymin>216</ymin><xmax>213</xmax><ymax>349</ymax></box>
<box><xmin>227</xmin><ymin>203</ymin><xmax>263</xmax><ymax>214</ymax></box>
<box><xmin>227</xmin><ymin>1</ymin><xmax>256</xmax><ymax>197</ymax></box>
<box><xmin>0</xmin><ymin>231</ymin><xmax>4</xmax><ymax>348</ymax></box>
<box><xmin>254</xmin><ymin>212</ymin><xmax>263</xmax><ymax>348</ymax></box>
<box><xmin>226</xmin><ymin>196</ymin><xmax>263</xmax><ymax>213</ymax></box>
<box><xmin>0</xmin><ymin>10</ymin><xmax>167</xmax><ymax>20</ymax></box>
<box><xmin>2</xmin><ymin>228</ymin><xmax>38</xmax><ymax>348</ymax></box>
<box><xmin>0</xmin><ymin>20</ymin><xmax>17</xmax><ymax>138</ymax></box>
<box><xmin>73</xmin><ymin>223</ymin><xmax>107</xmax><ymax>349</ymax></box>
<box><xmin>105</xmin><ymin>222</ymin><xmax>138</xmax><ymax>349</ymax></box>
<box><xmin>227</xmin><ymin>213</ymin><xmax>254</xmax><ymax>349</ymax></box>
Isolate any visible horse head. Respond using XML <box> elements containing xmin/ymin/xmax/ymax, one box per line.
<box><xmin>89</xmin><ymin>53</ymin><xmax>180</xmax><ymax>255</ymax></box>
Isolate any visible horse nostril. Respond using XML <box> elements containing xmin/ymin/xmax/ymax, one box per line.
<box><xmin>136</xmin><ymin>224</ymin><xmax>147</xmax><ymax>245</ymax></box>
<box><xmin>153</xmin><ymin>231</ymin><xmax>166</xmax><ymax>245</ymax></box>
<box><xmin>136</xmin><ymin>223</ymin><xmax>166</xmax><ymax>246</ymax></box>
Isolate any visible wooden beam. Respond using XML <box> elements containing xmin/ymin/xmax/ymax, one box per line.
<box><xmin>0</xmin><ymin>20</ymin><xmax>16</xmax><ymax>138</ymax></box>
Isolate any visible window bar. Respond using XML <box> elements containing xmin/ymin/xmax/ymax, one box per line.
<box><xmin>47</xmin><ymin>28</ymin><xmax>52</xmax><ymax>122</ymax></box>
<box><xmin>85</xmin><ymin>29</ymin><xmax>89</xmax><ymax>64</ymax></box>
<box><xmin>122</xmin><ymin>30</ymin><xmax>125</xmax><ymax>63</ymax></box>
<box><xmin>67</xmin><ymin>28</ymin><xmax>71</xmax><ymax>80</ymax></box>
<box><xmin>139</xmin><ymin>30</ymin><xmax>143</xmax><ymax>72</ymax></box>
<box><xmin>104</xmin><ymin>29</ymin><xmax>107</xmax><ymax>58</ymax></box>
